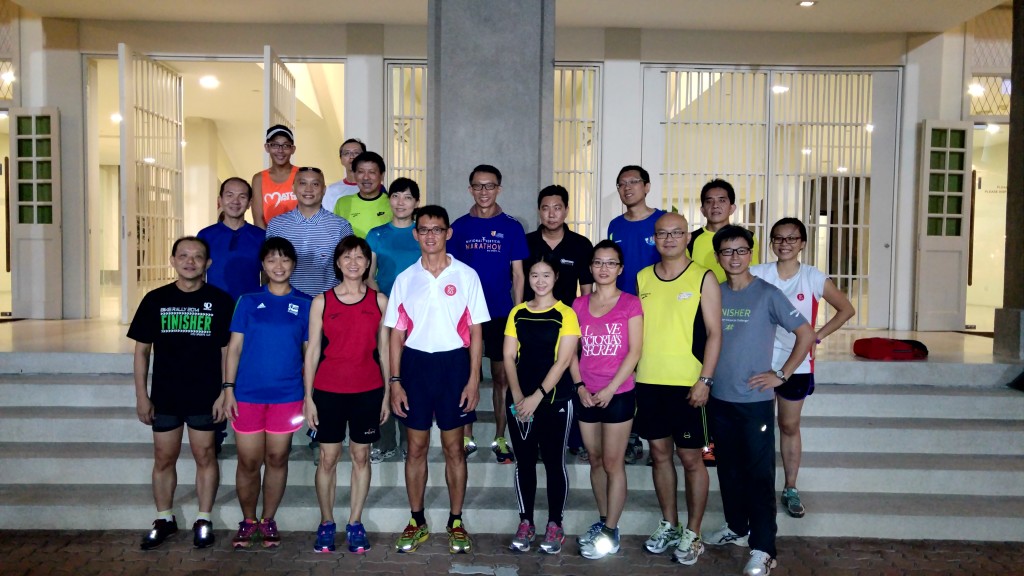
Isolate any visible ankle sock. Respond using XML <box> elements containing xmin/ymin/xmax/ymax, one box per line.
<box><xmin>195</xmin><ymin>511</ymin><xmax>211</xmax><ymax>522</ymax></box>
<box><xmin>156</xmin><ymin>510</ymin><xmax>173</xmax><ymax>521</ymax></box>
<box><xmin>447</xmin><ymin>513</ymin><xmax>462</xmax><ymax>529</ymax></box>
<box><xmin>412</xmin><ymin>510</ymin><xmax>427</xmax><ymax>526</ymax></box>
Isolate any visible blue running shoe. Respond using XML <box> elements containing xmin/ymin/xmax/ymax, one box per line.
<box><xmin>347</xmin><ymin>522</ymin><xmax>371</xmax><ymax>554</ymax></box>
<box><xmin>314</xmin><ymin>521</ymin><xmax>337</xmax><ymax>553</ymax></box>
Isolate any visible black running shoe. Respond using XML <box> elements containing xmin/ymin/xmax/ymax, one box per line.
<box><xmin>140</xmin><ymin>517</ymin><xmax>178</xmax><ymax>550</ymax></box>
<box><xmin>193</xmin><ymin>519</ymin><xmax>216</xmax><ymax>549</ymax></box>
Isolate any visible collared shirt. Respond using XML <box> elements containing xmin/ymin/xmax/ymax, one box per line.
<box><xmin>608</xmin><ymin>209</ymin><xmax>665</xmax><ymax>295</ymax></box>
<box><xmin>384</xmin><ymin>255</ymin><xmax>490</xmax><ymax>353</ymax></box>
<box><xmin>524</xmin><ymin>225</ymin><xmax>595</xmax><ymax>306</ymax></box>
<box><xmin>266</xmin><ymin>208</ymin><xmax>353</xmax><ymax>297</ymax></box>
<box><xmin>197</xmin><ymin>221</ymin><xmax>265</xmax><ymax>301</ymax></box>
<box><xmin>323</xmin><ymin>179</ymin><xmax>359</xmax><ymax>212</ymax></box>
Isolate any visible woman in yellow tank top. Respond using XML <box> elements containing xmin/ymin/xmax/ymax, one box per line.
<box><xmin>251</xmin><ymin>125</ymin><xmax>299</xmax><ymax>228</ymax></box>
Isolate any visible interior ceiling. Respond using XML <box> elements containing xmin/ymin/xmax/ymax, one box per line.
<box><xmin>15</xmin><ymin>0</ymin><xmax>1007</xmax><ymax>34</ymax></box>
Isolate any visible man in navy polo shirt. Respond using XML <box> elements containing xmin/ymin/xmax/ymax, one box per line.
<box><xmin>197</xmin><ymin>177</ymin><xmax>265</xmax><ymax>301</ymax></box>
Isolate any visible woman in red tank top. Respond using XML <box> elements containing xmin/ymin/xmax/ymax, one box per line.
<box><xmin>251</xmin><ymin>124</ymin><xmax>299</xmax><ymax>228</ymax></box>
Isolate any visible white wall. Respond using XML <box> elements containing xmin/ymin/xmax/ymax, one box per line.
<box><xmin>969</xmin><ymin>138</ymin><xmax>1007</xmax><ymax>309</ymax></box>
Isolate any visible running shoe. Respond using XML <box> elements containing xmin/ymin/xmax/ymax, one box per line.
<box><xmin>624</xmin><ymin>434</ymin><xmax>644</xmax><ymax>465</ymax></box>
<box><xmin>381</xmin><ymin>448</ymin><xmax>398</xmax><ymax>460</ymax></box>
<box><xmin>314</xmin><ymin>521</ymin><xmax>337</xmax><ymax>553</ymax></box>
<box><xmin>492</xmin><ymin>437</ymin><xmax>515</xmax><ymax>464</ymax></box>
<box><xmin>580</xmin><ymin>526</ymin><xmax>620</xmax><ymax>559</ymax></box>
<box><xmin>370</xmin><ymin>447</ymin><xmax>384</xmax><ymax>464</ymax></box>
<box><xmin>346</xmin><ymin>522</ymin><xmax>371</xmax><ymax>554</ymax></box>
<box><xmin>464</xmin><ymin>436</ymin><xmax>478</xmax><ymax>457</ymax></box>
<box><xmin>743</xmin><ymin>549</ymin><xmax>778</xmax><ymax>576</ymax></box>
<box><xmin>576</xmin><ymin>520</ymin><xmax>604</xmax><ymax>546</ymax></box>
<box><xmin>643</xmin><ymin>520</ymin><xmax>680</xmax><ymax>554</ymax></box>
<box><xmin>395</xmin><ymin>519</ymin><xmax>429</xmax><ymax>553</ymax></box>
<box><xmin>703</xmin><ymin>524</ymin><xmax>749</xmax><ymax>547</ymax></box>
<box><xmin>508</xmin><ymin>519</ymin><xmax>536</xmax><ymax>552</ymax></box>
<box><xmin>232</xmin><ymin>519</ymin><xmax>259</xmax><ymax>549</ymax></box>
<box><xmin>310</xmin><ymin>439</ymin><xmax>320</xmax><ymax>466</ymax></box>
<box><xmin>671</xmin><ymin>528</ymin><xmax>704</xmax><ymax>566</ymax></box>
<box><xmin>447</xmin><ymin>519</ymin><xmax>472</xmax><ymax>553</ymax></box>
<box><xmin>781</xmin><ymin>487</ymin><xmax>806</xmax><ymax>518</ymax></box>
<box><xmin>577</xmin><ymin>447</ymin><xmax>590</xmax><ymax>463</ymax></box>
<box><xmin>140</xmin><ymin>517</ymin><xmax>178</xmax><ymax>550</ymax></box>
<box><xmin>702</xmin><ymin>442</ymin><xmax>717</xmax><ymax>467</ymax></box>
<box><xmin>259</xmin><ymin>518</ymin><xmax>281</xmax><ymax>548</ymax></box>
<box><xmin>538</xmin><ymin>522</ymin><xmax>564</xmax><ymax>554</ymax></box>
<box><xmin>192</xmin><ymin>519</ymin><xmax>215</xmax><ymax>549</ymax></box>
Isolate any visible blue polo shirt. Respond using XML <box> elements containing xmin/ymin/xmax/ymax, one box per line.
<box><xmin>266</xmin><ymin>208</ymin><xmax>353</xmax><ymax>297</ymax></box>
<box><xmin>231</xmin><ymin>286</ymin><xmax>312</xmax><ymax>403</ymax></box>
<box><xmin>366</xmin><ymin>222</ymin><xmax>420</xmax><ymax>297</ymax></box>
<box><xmin>608</xmin><ymin>209</ymin><xmax>665</xmax><ymax>295</ymax></box>
<box><xmin>450</xmin><ymin>212</ymin><xmax>529</xmax><ymax>318</ymax></box>
<box><xmin>197</xmin><ymin>222</ymin><xmax>265</xmax><ymax>301</ymax></box>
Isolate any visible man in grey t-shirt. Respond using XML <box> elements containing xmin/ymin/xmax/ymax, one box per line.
<box><xmin>701</xmin><ymin>225</ymin><xmax>814</xmax><ymax>576</ymax></box>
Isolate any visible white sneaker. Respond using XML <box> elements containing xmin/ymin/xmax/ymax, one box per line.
<box><xmin>671</xmin><ymin>528</ymin><xmax>704</xmax><ymax>566</ymax></box>
<box><xmin>703</xmin><ymin>523</ymin><xmax>749</xmax><ymax>547</ymax></box>
<box><xmin>743</xmin><ymin>549</ymin><xmax>777</xmax><ymax>576</ymax></box>
<box><xmin>369</xmin><ymin>448</ymin><xmax>383</xmax><ymax>464</ymax></box>
<box><xmin>643</xmin><ymin>520</ymin><xmax>680</xmax><ymax>554</ymax></box>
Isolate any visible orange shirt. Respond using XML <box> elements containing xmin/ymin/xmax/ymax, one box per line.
<box><xmin>261</xmin><ymin>166</ymin><xmax>299</xmax><ymax>224</ymax></box>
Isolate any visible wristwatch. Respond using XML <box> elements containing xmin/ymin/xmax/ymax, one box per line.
<box><xmin>775</xmin><ymin>370</ymin><xmax>787</xmax><ymax>383</ymax></box>
<box><xmin>698</xmin><ymin>376</ymin><xmax>713</xmax><ymax>387</ymax></box>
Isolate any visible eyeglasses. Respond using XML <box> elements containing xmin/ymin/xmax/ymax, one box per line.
<box><xmin>771</xmin><ymin>235</ymin><xmax>802</xmax><ymax>245</ymax></box>
<box><xmin>340</xmin><ymin>150</ymin><xmax>361</xmax><ymax>157</ymax></box>
<box><xmin>717</xmin><ymin>248</ymin><xmax>752</xmax><ymax>256</ymax></box>
<box><xmin>591</xmin><ymin>260</ymin><xmax>621</xmax><ymax>269</ymax></box>
<box><xmin>471</xmin><ymin>183</ymin><xmax>499</xmax><ymax>191</ymax></box>
<box><xmin>654</xmin><ymin>230</ymin><xmax>686</xmax><ymax>240</ymax></box>
<box><xmin>267</xmin><ymin>142</ymin><xmax>295</xmax><ymax>152</ymax></box>
<box><xmin>416</xmin><ymin>226</ymin><xmax>448</xmax><ymax>236</ymax></box>
<box><xmin>297</xmin><ymin>166</ymin><xmax>323</xmax><ymax>174</ymax></box>
<box><xmin>616</xmin><ymin>178</ymin><xmax>644</xmax><ymax>189</ymax></box>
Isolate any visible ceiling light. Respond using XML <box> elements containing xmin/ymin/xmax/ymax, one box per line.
<box><xmin>801</xmin><ymin>148</ymin><xmax>812</xmax><ymax>155</ymax></box>
<box><xmin>181</xmin><ymin>140</ymin><xmax>187</xmax><ymax>147</ymax></box>
<box><xmin>143</xmin><ymin>157</ymin><xmax>156</xmax><ymax>164</ymax></box>
<box><xmin>968</xmin><ymin>83</ymin><xmax>985</xmax><ymax>97</ymax></box>
<box><xmin>836</xmin><ymin>166</ymin><xmax>849</xmax><ymax>173</ymax></box>
<box><xmin>110</xmin><ymin>113</ymin><xmax>123</xmax><ymax>123</ymax></box>
<box><xmin>0</xmin><ymin>71</ymin><xmax>15</xmax><ymax>83</ymax></box>
<box><xmin>865</xmin><ymin>124</ymin><xmax>875</xmax><ymax>133</ymax></box>
<box><xmin>772</xmin><ymin>85</ymin><xmax>790</xmax><ymax>94</ymax></box>
<box><xmin>986</xmin><ymin>124</ymin><xmax>1000</xmax><ymax>134</ymax></box>
<box><xmin>798</xmin><ymin>1</ymin><xmax>816</xmax><ymax>6</ymax></box>
<box><xmin>199</xmin><ymin>75</ymin><xmax>220</xmax><ymax>89</ymax></box>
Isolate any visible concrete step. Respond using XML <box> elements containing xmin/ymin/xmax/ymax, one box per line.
<box><xmin>1</xmin><ymin>484</ymin><xmax>1021</xmax><ymax>542</ymax></box>
<box><xmin>3</xmin><ymin>406</ymin><xmax>1020</xmax><ymax>456</ymax></box>
<box><xmin>3</xmin><ymin>443</ymin><xmax>1020</xmax><ymax>497</ymax></box>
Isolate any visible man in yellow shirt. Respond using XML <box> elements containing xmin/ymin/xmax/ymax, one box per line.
<box><xmin>686</xmin><ymin>179</ymin><xmax>759</xmax><ymax>283</ymax></box>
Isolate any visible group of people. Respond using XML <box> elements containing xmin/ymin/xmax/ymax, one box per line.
<box><xmin>128</xmin><ymin>125</ymin><xmax>854</xmax><ymax>576</ymax></box>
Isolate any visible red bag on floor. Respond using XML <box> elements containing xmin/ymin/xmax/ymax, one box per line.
<box><xmin>853</xmin><ymin>338</ymin><xmax>929</xmax><ymax>360</ymax></box>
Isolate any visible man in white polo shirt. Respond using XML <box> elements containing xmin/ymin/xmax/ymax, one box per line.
<box><xmin>385</xmin><ymin>205</ymin><xmax>489</xmax><ymax>555</ymax></box>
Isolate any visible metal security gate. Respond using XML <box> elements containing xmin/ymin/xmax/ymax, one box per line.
<box><xmin>118</xmin><ymin>44</ymin><xmax>183</xmax><ymax>323</ymax></box>
<box><xmin>554</xmin><ymin>64</ymin><xmax>601</xmax><ymax>241</ymax></box>
<box><xmin>642</xmin><ymin>67</ymin><xmax>899</xmax><ymax>328</ymax></box>
<box><xmin>386</xmin><ymin>62</ymin><xmax>428</xmax><ymax>197</ymax></box>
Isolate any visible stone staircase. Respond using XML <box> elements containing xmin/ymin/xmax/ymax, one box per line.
<box><xmin>0</xmin><ymin>353</ymin><xmax>1022</xmax><ymax>541</ymax></box>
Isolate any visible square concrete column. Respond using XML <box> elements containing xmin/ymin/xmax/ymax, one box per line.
<box><xmin>427</xmin><ymin>0</ymin><xmax>554</xmax><ymax>224</ymax></box>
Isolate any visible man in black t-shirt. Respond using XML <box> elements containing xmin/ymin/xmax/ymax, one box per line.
<box><xmin>128</xmin><ymin>236</ymin><xmax>234</xmax><ymax>551</ymax></box>
<box><xmin>524</xmin><ymin>185</ymin><xmax>594</xmax><ymax>305</ymax></box>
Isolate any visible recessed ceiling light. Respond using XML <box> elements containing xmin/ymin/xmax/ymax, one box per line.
<box><xmin>0</xmin><ymin>71</ymin><xmax>15</xmax><ymax>83</ymax></box>
<box><xmin>967</xmin><ymin>83</ymin><xmax>985</xmax><ymax>97</ymax></box>
<box><xmin>181</xmin><ymin>140</ymin><xmax>188</xmax><ymax>147</ymax></box>
<box><xmin>799</xmin><ymin>1</ymin><xmax>816</xmax><ymax>6</ymax></box>
<box><xmin>199</xmin><ymin>75</ymin><xmax>220</xmax><ymax>89</ymax></box>
<box><xmin>143</xmin><ymin>157</ymin><xmax>156</xmax><ymax>164</ymax></box>
<box><xmin>110</xmin><ymin>113</ymin><xmax>123</xmax><ymax>123</ymax></box>
<box><xmin>836</xmin><ymin>166</ymin><xmax>849</xmax><ymax>173</ymax></box>
<box><xmin>865</xmin><ymin>124</ymin><xmax>875</xmax><ymax>133</ymax></box>
<box><xmin>801</xmin><ymin>148</ymin><xmax>812</xmax><ymax>155</ymax></box>
<box><xmin>772</xmin><ymin>85</ymin><xmax>790</xmax><ymax>94</ymax></box>
<box><xmin>986</xmin><ymin>124</ymin><xmax>1000</xmax><ymax>134</ymax></box>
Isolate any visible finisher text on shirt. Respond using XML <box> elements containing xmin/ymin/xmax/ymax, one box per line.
<box><xmin>159</xmin><ymin>308</ymin><xmax>214</xmax><ymax>335</ymax></box>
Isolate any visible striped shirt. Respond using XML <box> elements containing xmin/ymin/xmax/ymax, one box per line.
<box><xmin>267</xmin><ymin>207</ymin><xmax>353</xmax><ymax>296</ymax></box>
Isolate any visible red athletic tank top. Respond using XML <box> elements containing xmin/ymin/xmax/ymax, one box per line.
<box><xmin>312</xmin><ymin>287</ymin><xmax>384</xmax><ymax>394</ymax></box>
<box><xmin>261</xmin><ymin>166</ymin><xmax>299</xmax><ymax>224</ymax></box>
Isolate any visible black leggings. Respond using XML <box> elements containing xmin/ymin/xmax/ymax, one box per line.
<box><xmin>506</xmin><ymin>397</ymin><xmax>572</xmax><ymax>526</ymax></box>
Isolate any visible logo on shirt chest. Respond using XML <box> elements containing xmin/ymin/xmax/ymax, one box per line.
<box><xmin>445</xmin><ymin>284</ymin><xmax>458</xmax><ymax>296</ymax></box>
<box><xmin>288</xmin><ymin>303</ymin><xmax>300</xmax><ymax>316</ymax></box>
<box><xmin>490</xmin><ymin>230</ymin><xmax>505</xmax><ymax>239</ymax></box>
<box><xmin>797</xmin><ymin>293</ymin><xmax>805</xmax><ymax>301</ymax></box>
<box><xmin>203</xmin><ymin>302</ymin><xmax>213</xmax><ymax>311</ymax></box>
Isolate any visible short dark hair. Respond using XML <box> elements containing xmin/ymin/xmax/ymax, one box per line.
<box><xmin>537</xmin><ymin>184</ymin><xmax>569</xmax><ymax>208</ymax></box>
<box><xmin>171</xmin><ymin>236</ymin><xmax>209</xmax><ymax>259</ymax></box>
<box><xmin>339</xmin><ymin>138</ymin><xmax>367</xmax><ymax>156</ymax></box>
<box><xmin>219</xmin><ymin>177</ymin><xmax>252</xmax><ymax>199</ymax></box>
<box><xmin>260</xmin><ymin>236</ymin><xmax>297</xmax><ymax>263</ymax></box>
<box><xmin>712</xmin><ymin>225</ymin><xmax>754</xmax><ymax>252</ymax></box>
<box><xmin>414</xmin><ymin>205</ymin><xmax>450</xmax><ymax>228</ymax></box>
<box><xmin>770</xmin><ymin>217</ymin><xmax>807</xmax><ymax>242</ymax></box>
<box><xmin>265</xmin><ymin>124</ymin><xmax>294</xmax><ymax>143</ymax></box>
<box><xmin>617</xmin><ymin>165</ymin><xmax>650</xmax><ymax>184</ymax></box>
<box><xmin>592</xmin><ymin>239</ymin><xmax>624</xmax><ymax>266</ymax></box>
<box><xmin>333</xmin><ymin>235</ymin><xmax>372</xmax><ymax>280</ymax></box>
<box><xmin>529</xmin><ymin>252</ymin><xmax>562</xmax><ymax>278</ymax></box>
<box><xmin>469</xmin><ymin>164</ymin><xmax>502</xmax><ymax>185</ymax></box>
<box><xmin>701</xmin><ymin>178</ymin><xmax>736</xmax><ymax>204</ymax></box>
<box><xmin>389</xmin><ymin>177</ymin><xmax>421</xmax><ymax>201</ymax></box>
<box><xmin>352</xmin><ymin>151</ymin><xmax>386</xmax><ymax>174</ymax></box>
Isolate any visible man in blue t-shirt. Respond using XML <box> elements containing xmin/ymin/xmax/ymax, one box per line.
<box><xmin>449</xmin><ymin>164</ymin><xmax>528</xmax><ymax>464</ymax></box>
<box><xmin>608</xmin><ymin>165</ymin><xmax>664</xmax><ymax>296</ymax></box>
<box><xmin>702</xmin><ymin>225</ymin><xmax>814</xmax><ymax>576</ymax></box>
<box><xmin>197</xmin><ymin>177</ymin><xmax>266</xmax><ymax>301</ymax></box>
